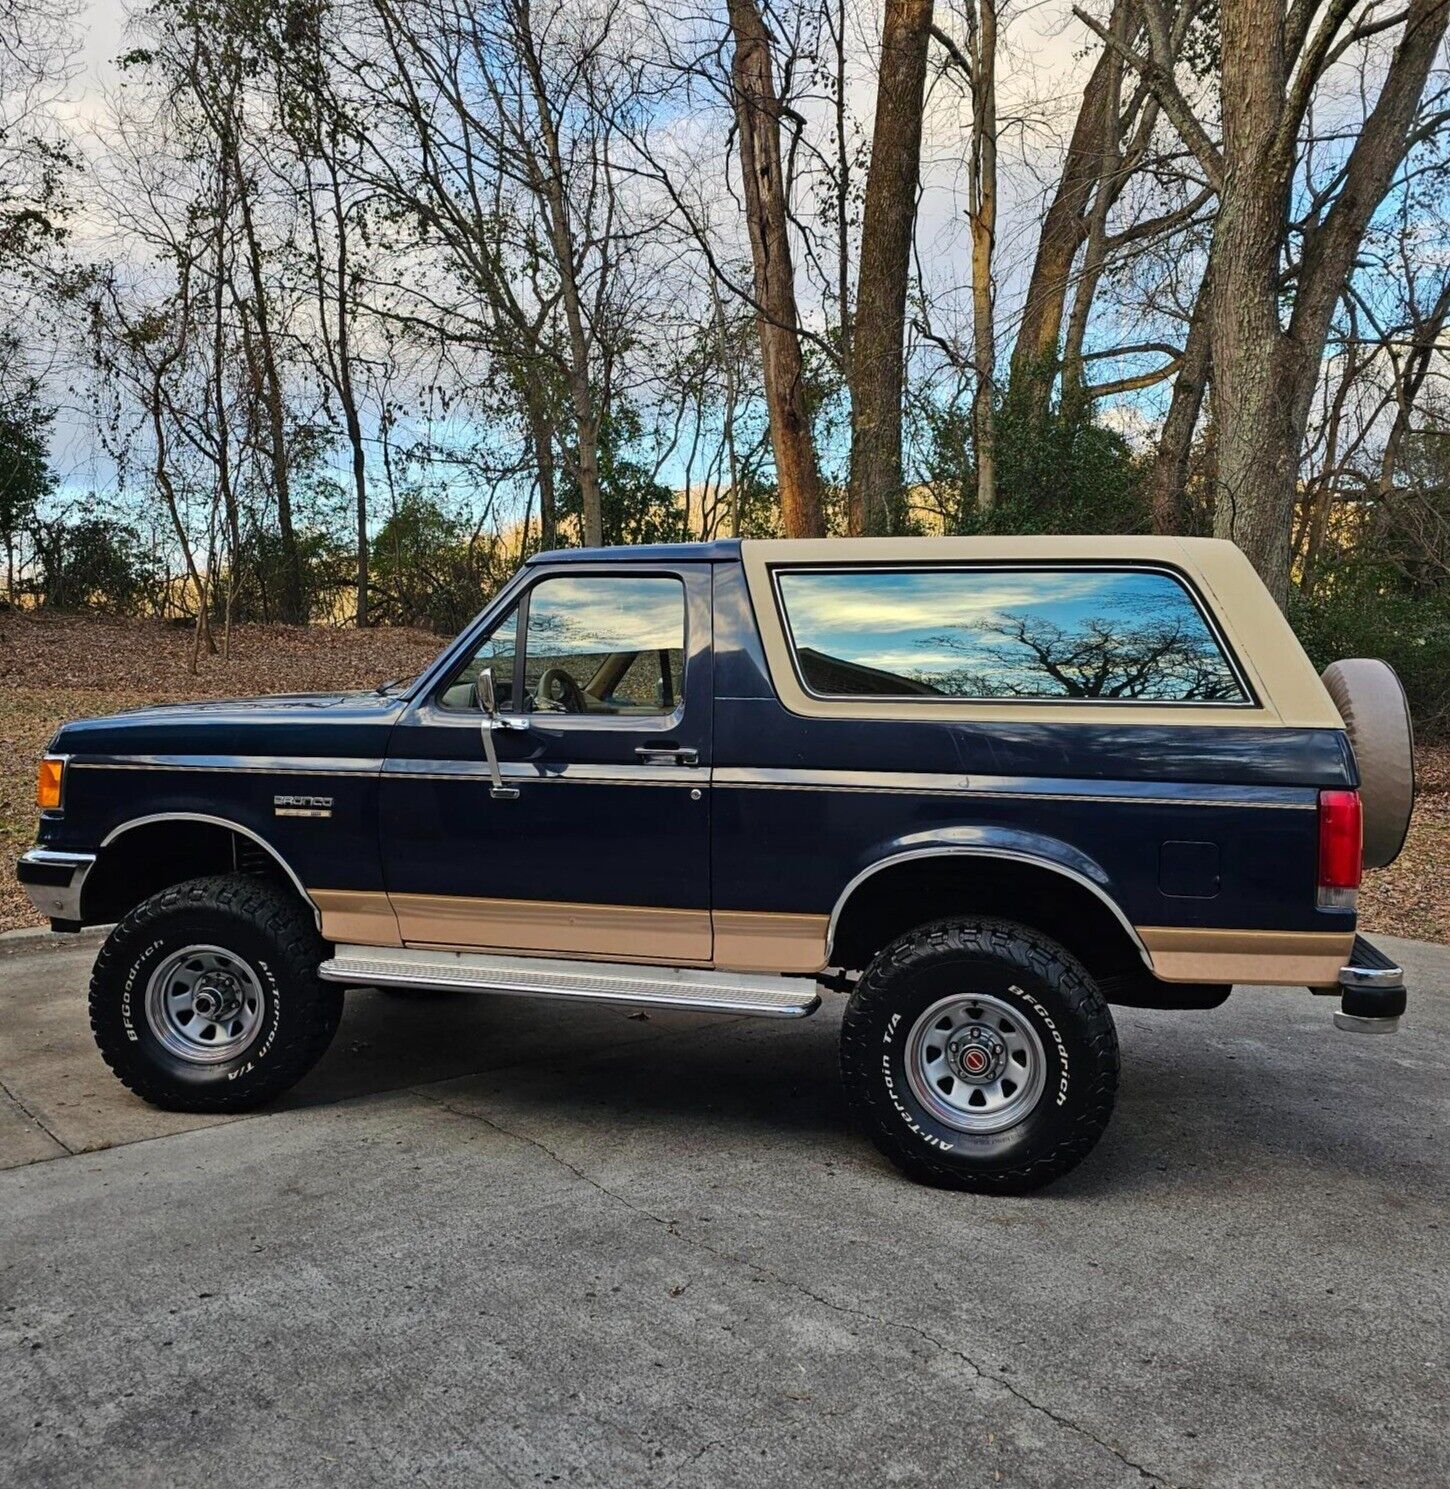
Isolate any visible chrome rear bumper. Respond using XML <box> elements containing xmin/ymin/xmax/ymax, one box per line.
<box><xmin>1334</xmin><ymin>935</ymin><xmax>1405</xmax><ymax>1033</ymax></box>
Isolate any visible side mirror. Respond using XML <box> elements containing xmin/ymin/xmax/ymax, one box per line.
<box><xmin>477</xmin><ymin>665</ymin><xmax>500</xmax><ymax>719</ymax></box>
<box><xmin>475</xmin><ymin>666</ymin><xmax>519</xmax><ymax>801</ymax></box>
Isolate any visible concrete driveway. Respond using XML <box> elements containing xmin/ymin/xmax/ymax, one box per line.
<box><xmin>1</xmin><ymin>930</ymin><xmax>1446</xmax><ymax>1489</ymax></box>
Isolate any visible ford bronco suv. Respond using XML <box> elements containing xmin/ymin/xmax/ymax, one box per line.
<box><xmin>18</xmin><ymin>537</ymin><xmax>1415</xmax><ymax>1191</ymax></box>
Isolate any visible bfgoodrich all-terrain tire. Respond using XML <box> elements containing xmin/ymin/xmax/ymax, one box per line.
<box><xmin>840</xmin><ymin>918</ymin><xmax>1119</xmax><ymax>1193</ymax></box>
<box><xmin>89</xmin><ymin>875</ymin><xmax>343</xmax><ymax>1113</ymax></box>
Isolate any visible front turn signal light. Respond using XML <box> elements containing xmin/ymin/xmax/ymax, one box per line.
<box><xmin>37</xmin><ymin>757</ymin><xmax>64</xmax><ymax>811</ymax></box>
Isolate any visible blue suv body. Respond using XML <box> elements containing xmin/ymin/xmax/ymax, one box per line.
<box><xmin>19</xmin><ymin>536</ymin><xmax>1411</xmax><ymax>1190</ymax></box>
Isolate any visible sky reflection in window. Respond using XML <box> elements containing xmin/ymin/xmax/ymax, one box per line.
<box><xmin>777</xmin><ymin>568</ymin><xmax>1246</xmax><ymax>702</ymax></box>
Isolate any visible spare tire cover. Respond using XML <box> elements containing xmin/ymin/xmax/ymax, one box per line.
<box><xmin>1320</xmin><ymin>658</ymin><xmax>1415</xmax><ymax>869</ymax></box>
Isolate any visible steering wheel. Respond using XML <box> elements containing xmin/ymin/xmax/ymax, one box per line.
<box><xmin>535</xmin><ymin>664</ymin><xmax>587</xmax><ymax>713</ymax></box>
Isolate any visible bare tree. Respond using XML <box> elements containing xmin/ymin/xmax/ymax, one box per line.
<box><xmin>273</xmin><ymin>6</ymin><xmax>375</xmax><ymax>623</ymax></box>
<box><xmin>848</xmin><ymin>0</ymin><xmax>933</xmax><ymax>534</ymax></box>
<box><xmin>727</xmin><ymin>0</ymin><xmax>826</xmax><ymax>538</ymax></box>
<box><xmin>1082</xmin><ymin>0</ymin><xmax>1450</xmax><ymax>601</ymax></box>
<box><xmin>1009</xmin><ymin>0</ymin><xmax>1132</xmax><ymax>417</ymax></box>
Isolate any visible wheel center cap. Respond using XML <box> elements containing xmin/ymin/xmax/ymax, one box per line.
<box><xmin>948</xmin><ymin>1027</ymin><xmax>1006</xmax><ymax>1084</ymax></box>
<box><xmin>193</xmin><ymin>978</ymin><xmax>240</xmax><ymax>1020</ymax></box>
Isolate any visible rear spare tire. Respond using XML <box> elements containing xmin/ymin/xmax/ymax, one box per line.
<box><xmin>1321</xmin><ymin>658</ymin><xmax>1415</xmax><ymax>868</ymax></box>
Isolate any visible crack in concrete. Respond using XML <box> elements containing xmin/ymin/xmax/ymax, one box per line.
<box><xmin>0</xmin><ymin>1076</ymin><xmax>75</xmax><ymax>1156</ymax></box>
<box><xmin>423</xmin><ymin>1093</ymin><xmax>1185</xmax><ymax>1489</ymax></box>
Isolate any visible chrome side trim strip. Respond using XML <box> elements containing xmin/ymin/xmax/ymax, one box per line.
<box><xmin>17</xmin><ymin>847</ymin><xmax>96</xmax><ymax>867</ymax></box>
<box><xmin>825</xmin><ymin>847</ymin><xmax>1152</xmax><ymax>970</ymax></box>
<box><xmin>382</xmin><ymin>758</ymin><xmax>701</xmax><ymax>786</ymax></box>
<box><xmin>99</xmin><ymin>813</ymin><xmax>322</xmax><ymax>930</ymax></box>
<box><xmin>64</xmin><ymin>754</ymin><xmax>1309</xmax><ymax>806</ymax></box>
<box><xmin>70</xmin><ymin>754</ymin><xmax>383</xmax><ymax>776</ymax></box>
<box><xmin>713</xmin><ymin>765</ymin><xmax>1315</xmax><ymax>809</ymax></box>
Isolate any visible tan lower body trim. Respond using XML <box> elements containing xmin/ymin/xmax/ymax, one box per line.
<box><xmin>311</xmin><ymin>888</ymin><xmax>403</xmax><ymax>947</ymax></box>
<box><xmin>391</xmin><ymin>893</ymin><xmax>714</xmax><ymax>963</ymax></box>
<box><xmin>1139</xmin><ymin>927</ymin><xmax>1354</xmax><ymax>986</ymax></box>
<box><xmin>713</xmin><ymin>910</ymin><xmax>829</xmax><ymax>974</ymax></box>
<box><xmin>308</xmin><ymin>890</ymin><xmax>829</xmax><ymax>973</ymax></box>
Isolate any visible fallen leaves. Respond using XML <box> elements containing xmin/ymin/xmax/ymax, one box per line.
<box><xmin>0</xmin><ymin>610</ymin><xmax>441</xmax><ymax>933</ymax></box>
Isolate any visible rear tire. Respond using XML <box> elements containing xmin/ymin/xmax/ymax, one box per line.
<box><xmin>840</xmin><ymin>918</ymin><xmax>1119</xmax><ymax>1193</ymax></box>
<box><xmin>89</xmin><ymin>875</ymin><xmax>342</xmax><ymax>1113</ymax></box>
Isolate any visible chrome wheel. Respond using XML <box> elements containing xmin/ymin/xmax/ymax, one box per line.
<box><xmin>904</xmin><ymin>991</ymin><xmax>1047</xmax><ymax>1134</ymax></box>
<box><xmin>144</xmin><ymin>945</ymin><xmax>267</xmax><ymax>1064</ymax></box>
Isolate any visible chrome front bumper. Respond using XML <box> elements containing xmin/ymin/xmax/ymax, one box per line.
<box><xmin>1334</xmin><ymin>935</ymin><xmax>1406</xmax><ymax>1033</ymax></box>
<box><xmin>15</xmin><ymin>849</ymin><xmax>95</xmax><ymax>926</ymax></box>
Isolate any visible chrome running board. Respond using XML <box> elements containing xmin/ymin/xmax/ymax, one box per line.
<box><xmin>318</xmin><ymin>945</ymin><xmax>821</xmax><ymax>1019</ymax></box>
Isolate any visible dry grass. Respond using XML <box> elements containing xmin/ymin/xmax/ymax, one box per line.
<box><xmin>1</xmin><ymin>610</ymin><xmax>1443</xmax><ymax>945</ymax></box>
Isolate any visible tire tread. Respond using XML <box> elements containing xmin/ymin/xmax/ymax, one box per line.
<box><xmin>88</xmin><ymin>875</ymin><xmax>340</xmax><ymax>1113</ymax></box>
<box><xmin>840</xmin><ymin>917</ymin><xmax>1119</xmax><ymax>1193</ymax></box>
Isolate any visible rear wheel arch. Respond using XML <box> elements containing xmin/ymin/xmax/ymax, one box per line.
<box><xmin>83</xmin><ymin>814</ymin><xmax>320</xmax><ymax>931</ymax></box>
<box><xmin>826</xmin><ymin>848</ymin><xmax>1149</xmax><ymax>983</ymax></box>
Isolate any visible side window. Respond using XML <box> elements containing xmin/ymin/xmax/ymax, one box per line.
<box><xmin>521</xmin><ymin>575</ymin><xmax>686</xmax><ymax>716</ymax></box>
<box><xmin>440</xmin><ymin>603</ymin><xmax>519</xmax><ymax>710</ymax></box>
<box><xmin>775</xmin><ymin>567</ymin><xmax>1248</xmax><ymax>704</ymax></box>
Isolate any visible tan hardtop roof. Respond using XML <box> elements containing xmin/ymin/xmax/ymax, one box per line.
<box><xmin>739</xmin><ymin>535</ymin><xmax>1345</xmax><ymax>730</ymax></box>
<box><xmin>742</xmin><ymin>533</ymin><xmax>1233</xmax><ymax>562</ymax></box>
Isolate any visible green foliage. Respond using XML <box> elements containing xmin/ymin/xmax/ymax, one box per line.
<box><xmin>559</xmin><ymin>411</ymin><xmax>687</xmax><ymax>547</ymax></box>
<box><xmin>0</xmin><ymin>390</ymin><xmax>56</xmax><ymax>571</ymax></box>
<box><xmin>922</xmin><ymin>394</ymin><xmax>1149</xmax><ymax>536</ymax></box>
<box><xmin>29</xmin><ymin>517</ymin><xmax>159</xmax><ymax>614</ymax></box>
<box><xmin>368</xmin><ymin>493</ymin><xmax>511</xmax><ymax>633</ymax></box>
<box><xmin>221</xmin><ymin>523</ymin><xmax>352</xmax><ymax>625</ymax></box>
<box><xmin>1291</xmin><ymin>565</ymin><xmax>1450</xmax><ymax>741</ymax></box>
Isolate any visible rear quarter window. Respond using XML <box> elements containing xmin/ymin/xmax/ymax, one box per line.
<box><xmin>774</xmin><ymin>566</ymin><xmax>1250</xmax><ymax>704</ymax></box>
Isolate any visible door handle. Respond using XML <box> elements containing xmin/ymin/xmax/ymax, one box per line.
<box><xmin>635</xmin><ymin>746</ymin><xmax>698</xmax><ymax>767</ymax></box>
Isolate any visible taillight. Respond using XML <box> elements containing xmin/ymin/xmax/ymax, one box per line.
<box><xmin>1318</xmin><ymin>789</ymin><xmax>1362</xmax><ymax>909</ymax></box>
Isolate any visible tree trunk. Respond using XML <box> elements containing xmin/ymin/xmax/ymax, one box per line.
<box><xmin>210</xmin><ymin>195</ymin><xmax>240</xmax><ymax>652</ymax></box>
<box><xmin>1209</xmin><ymin>0</ymin><xmax>1448</xmax><ymax>604</ymax></box>
<box><xmin>1149</xmin><ymin>269</ymin><xmax>1212</xmax><ymax>534</ymax></box>
<box><xmin>847</xmin><ymin>0</ymin><xmax>933</xmax><ymax>535</ymax></box>
<box><xmin>236</xmin><ymin>192</ymin><xmax>306</xmax><ymax>623</ymax></box>
<box><xmin>525</xmin><ymin>394</ymin><xmax>559</xmax><ymax>550</ymax></box>
<box><xmin>328</xmin><ymin>172</ymin><xmax>369</xmax><ymax>628</ymax></box>
<box><xmin>968</xmin><ymin>0</ymin><xmax>999</xmax><ymax>514</ymax></box>
<box><xmin>1379</xmin><ymin>277</ymin><xmax>1450</xmax><ymax>498</ymax></box>
<box><xmin>515</xmin><ymin>0</ymin><xmax>605</xmax><ymax>547</ymax></box>
<box><xmin>1009</xmin><ymin>2</ymin><xmax>1128</xmax><ymax>418</ymax></box>
<box><xmin>727</xmin><ymin>0</ymin><xmax>826</xmax><ymax>539</ymax></box>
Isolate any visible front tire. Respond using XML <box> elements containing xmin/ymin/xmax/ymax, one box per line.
<box><xmin>89</xmin><ymin>875</ymin><xmax>343</xmax><ymax>1112</ymax></box>
<box><xmin>840</xmin><ymin>918</ymin><xmax>1119</xmax><ymax>1193</ymax></box>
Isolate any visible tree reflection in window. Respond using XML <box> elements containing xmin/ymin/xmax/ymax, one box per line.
<box><xmin>522</xmin><ymin>575</ymin><xmax>685</xmax><ymax>715</ymax></box>
<box><xmin>778</xmin><ymin>568</ymin><xmax>1247</xmax><ymax>703</ymax></box>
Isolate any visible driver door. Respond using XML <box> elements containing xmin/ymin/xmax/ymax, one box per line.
<box><xmin>379</xmin><ymin>563</ymin><xmax>713</xmax><ymax>963</ymax></box>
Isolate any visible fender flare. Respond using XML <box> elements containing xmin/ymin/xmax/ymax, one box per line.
<box><xmin>97</xmin><ymin>812</ymin><xmax>322</xmax><ymax>930</ymax></box>
<box><xmin>824</xmin><ymin>826</ymin><xmax>1151</xmax><ymax>970</ymax></box>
